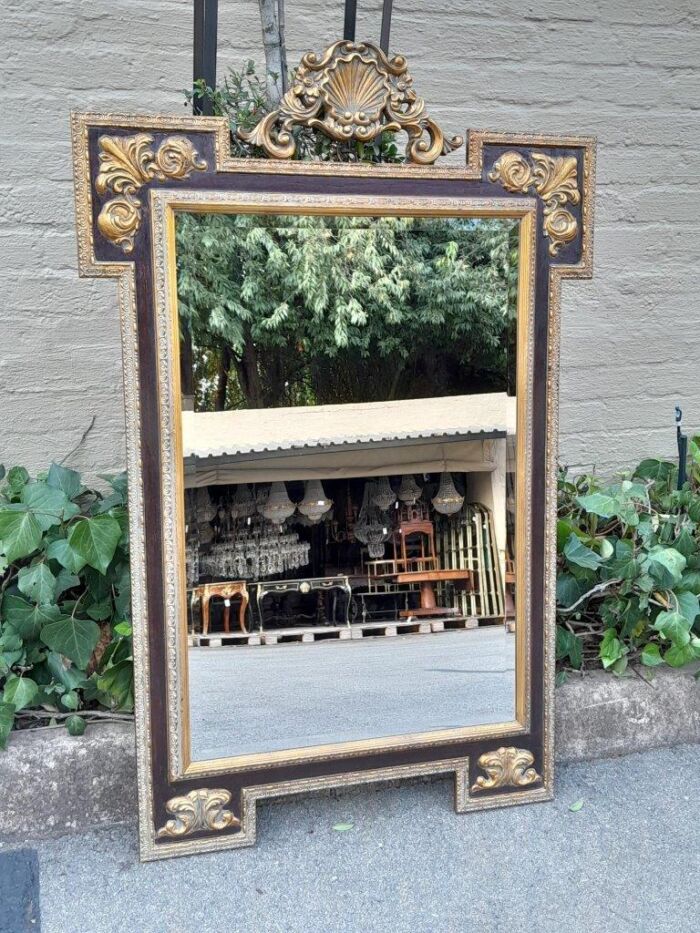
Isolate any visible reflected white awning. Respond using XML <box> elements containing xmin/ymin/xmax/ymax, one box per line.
<box><xmin>183</xmin><ymin>393</ymin><xmax>516</xmax><ymax>487</ymax></box>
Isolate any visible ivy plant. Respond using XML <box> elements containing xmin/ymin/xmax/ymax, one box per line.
<box><xmin>556</xmin><ymin>446</ymin><xmax>700</xmax><ymax>677</ymax></box>
<box><xmin>0</xmin><ymin>463</ymin><xmax>133</xmax><ymax>747</ymax></box>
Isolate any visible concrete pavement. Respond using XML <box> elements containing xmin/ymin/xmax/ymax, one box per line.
<box><xmin>2</xmin><ymin>743</ymin><xmax>697</xmax><ymax>933</ymax></box>
<box><xmin>189</xmin><ymin>628</ymin><xmax>516</xmax><ymax>760</ymax></box>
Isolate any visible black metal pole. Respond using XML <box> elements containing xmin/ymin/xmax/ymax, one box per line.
<box><xmin>193</xmin><ymin>0</ymin><xmax>219</xmax><ymax>115</ymax></box>
<box><xmin>380</xmin><ymin>0</ymin><xmax>393</xmax><ymax>53</ymax></box>
<box><xmin>343</xmin><ymin>0</ymin><xmax>357</xmax><ymax>41</ymax></box>
<box><xmin>676</xmin><ymin>406</ymin><xmax>688</xmax><ymax>489</ymax></box>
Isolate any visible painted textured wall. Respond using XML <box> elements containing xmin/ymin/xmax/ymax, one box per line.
<box><xmin>2</xmin><ymin>0</ymin><xmax>700</xmax><ymax>477</ymax></box>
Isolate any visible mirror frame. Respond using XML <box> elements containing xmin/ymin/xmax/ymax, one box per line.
<box><xmin>71</xmin><ymin>112</ymin><xmax>595</xmax><ymax>860</ymax></box>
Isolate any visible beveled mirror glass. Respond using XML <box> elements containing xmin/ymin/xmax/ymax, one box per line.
<box><xmin>72</xmin><ymin>38</ymin><xmax>594</xmax><ymax>861</ymax></box>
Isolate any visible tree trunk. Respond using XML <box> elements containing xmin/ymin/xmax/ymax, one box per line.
<box><xmin>258</xmin><ymin>0</ymin><xmax>285</xmax><ymax>105</ymax></box>
<box><xmin>215</xmin><ymin>346</ymin><xmax>232</xmax><ymax>411</ymax></box>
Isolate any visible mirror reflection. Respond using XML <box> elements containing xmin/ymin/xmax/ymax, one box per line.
<box><xmin>176</xmin><ymin>211</ymin><xmax>519</xmax><ymax>761</ymax></box>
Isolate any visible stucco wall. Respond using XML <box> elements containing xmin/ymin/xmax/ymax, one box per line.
<box><xmin>3</xmin><ymin>1</ymin><xmax>700</xmax><ymax>477</ymax></box>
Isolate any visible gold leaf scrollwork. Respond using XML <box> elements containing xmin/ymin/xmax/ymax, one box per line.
<box><xmin>238</xmin><ymin>40</ymin><xmax>463</xmax><ymax>165</ymax></box>
<box><xmin>470</xmin><ymin>747</ymin><xmax>543</xmax><ymax>792</ymax></box>
<box><xmin>156</xmin><ymin>788</ymin><xmax>241</xmax><ymax>839</ymax></box>
<box><xmin>488</xmin><ymin>151</ymin><xmax>580</xmax><ymax>256</ymax></box>
<box><xmin>95</xmin><ymin>134</ymin><xmax>207</xmax><ymax>252</ymax></box>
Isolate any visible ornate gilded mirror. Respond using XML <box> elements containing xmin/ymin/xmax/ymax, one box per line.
<box><xmin>72</xmin><ymin>40</ymin><xmax>594</xmax><ymax>860</ymax></box>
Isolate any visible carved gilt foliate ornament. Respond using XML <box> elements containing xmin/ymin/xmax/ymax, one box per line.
<box><xmin>238</xmin><ymin>40</ymin><xmax>463</xmax><ymax>164</ymax></box>
<box><xmin>488</xmin><ymin>151</ymin><xmax>580</xmax><ymax>256</ymax></box>
<box><xmin>95</xmin><ymin>134</ymin><xmax>207</xmax><ymax>252</ymax></box>
<box><xmin>471</xmin><ymin>747</ymin><xmax>542</xmax><ymax>792</ymax></box>
<box><xmin>156</xmin><ymin>788</ymin><xmax>240</xmax><ymax>838</ymax></box>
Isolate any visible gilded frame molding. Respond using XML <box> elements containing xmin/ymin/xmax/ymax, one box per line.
<box><xmin>70</xmin><ymin>111</ymin><xmax>595</xmax><ymax>861</ymax></box>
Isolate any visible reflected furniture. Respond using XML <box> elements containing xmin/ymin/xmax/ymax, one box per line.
<box><xmin>256</xmin><ymin>575</ymin><xmax>353</xmax><ymax>631</ymax></box>
<box><xmin>193</xmin><ymin>581</ymin><xmax>250</xmax><ymax>635</ymax></box>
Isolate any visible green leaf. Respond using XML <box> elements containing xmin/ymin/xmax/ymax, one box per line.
<box><xmin>17</xmin><ymin>563</ymin><xmax>57</xmax><ymax>605</ymax></box>
<box><xmin>599</xmin><ymin>628</ymin><xmax>625</xmax><ymax>669</ymax></box>
<box><xmin>676</xmin><ymin>590</ymin><xmax>700</xmax><ymax>627</ymax></box>
<box><xmin>40</xmin><ymin>616</ymin><xmax>100</xmax><ymax>669</ymax></box>
<box><xmin>332</xmin><ymin>822</ymin><xmax>354</xmax><ymax>832</ymax></box>
<box><xmin>663</xmin><ymin>643</ymin><xmax>698</xmax><ymax>668</ymax></box>
<box><xmin>20</xmin><ymin>482</ymin><xmax>69</xmax><ymax>531</ymax></box>
<box><xmin>60</xmin><ymin>690</ymin><xmax>80</xmax><ymax>711</ymax></box>
<box><xmin>634</xmin><ymin>459</ymin><xmax>674</xmax><ymax>483</ymax></box>
<box><xmin>568</xmin><ymin>799</ymin><xmax>585</xmax><ymax>812</ymax></box>
<box><xmin>598</xmin><ymin>538</ymin><xmax>615</xmax><ymax>561</ymax></box>
<box><xmin>640</xmin><ymin>643</ymin><xmax>664</xmax><ymax>667</ymax></box>
<box><xmin>7</xmin><ymin>466</ymin><xmax>29</xmax><ymax>493</ymax></box>
<box><xmin>0</xmin><ymin>702</ymin><xmax>15</xmax><ymax>749</ymax></box>
<box><xmin>45</xmin><ymin>652</ymin><xmax>88</xmax><ymax>691</ymax></box>
<box><xmin>575</xmin><ymin>493</ymin><xmax>619</xmax><ymax>518</ymax></box>
<box><xmin>54</xmin><ymin>568</ymin><xmax>80</xmax><ymax>599</ymax></box>
<box><xmin>0</xmin><ymin>506</ymin><xmax>43</xmax><ymax>562</ymax></box>
<box><xmin>3</xmin><ymin>675</ymin><xmax>38</xmax><ymax>711</ymax></box>
<box><xmin>47</xmin><ymin>462</ymin><xmax>82</xmax><ymax>501</ymax></box>
<box><xmin>673</xmin><ymin>528</ymin><xmax>697</xmax><ymax>559</ymax></box>
<box><xmin>555</xmin><ymin>626</ymin><xmax>582</xmax><ymax>668</ymax></box>
<box><xmin>677</xmin><ymin>570</ymin><xmax>700</xmax><ymax>595</ymax></box>
<box><xmin>97</xmin><ymin>658</ymin><xmax>133</xmax><ymax>710</ymax></box>
<box><xmin>86</xmin><ymin>597</ymin><xmax>112</xmax><ymax>622</ymax></box>
<box><xmin>65</xmin><ymin>714</ymin><xmax>86</xmax><ymax>736</ymax></box>
<box><xmin>45</xmin><ymin>538</ymin><xmax>87</xmax><ymax>574</ymax></box>
<box><xmin>2</xmin><ymin>595</ymin><xmax>62</xmax><ymax>641</ymax></box>
<box><xmin>67</xmin><ymin>515</ymin><xmax>121</xmax><ymax>575</ymax></box>
<box><xmin>647</xmin><ymin>546</ymin><xmax>686</xmax><ymax>588</ymax></box>
<box><xmin>652</xmin><ymin>610</ymin><xmax>691</xmax><ymax>647</ymax></box>
<box><xmin>113</xmin><ymin>621</ymin><xmax>132</xmax><ymax>637</ymax></box>
<box><xmin>564</xmin><ymin>533</ymin><xmax>602</xmax><ymax>571</ymax></box>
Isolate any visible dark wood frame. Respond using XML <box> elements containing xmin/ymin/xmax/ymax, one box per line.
<box><xmin>71</xmin><ymin>111</ymin><xmax>595</xmax><ymax>859</ymax></box>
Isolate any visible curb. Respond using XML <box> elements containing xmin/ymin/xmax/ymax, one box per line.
<box><xmin>1</xmin><ymin>667</ymin><xmax>698</xmax><ymax>838</ymax></box>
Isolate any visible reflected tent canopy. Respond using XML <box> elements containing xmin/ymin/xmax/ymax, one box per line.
<box><xmin>183</xmin><ymin>392</ymin><xmax>516</xmax><ymax>487</ymax></box>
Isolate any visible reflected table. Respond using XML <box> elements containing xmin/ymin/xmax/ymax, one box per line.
<box><xmin>256</xmin><ymin>576</ymin><xmax>352</xmax><ymax>631</ymax></box>
<box><xmin>192</xmin><ymin>581</ymin><xmax>250</xmax><ymax>634</ymax></box>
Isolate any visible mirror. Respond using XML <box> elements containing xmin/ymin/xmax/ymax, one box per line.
<box><xmin>176</xmin><ymin>210</ymin><xmax>520</xmax><ymax>763</ymax></box>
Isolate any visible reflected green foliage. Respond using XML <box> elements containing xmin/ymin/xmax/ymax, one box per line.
<box><xmin>177</xmin><ymin>213</ymin><xmax>518</xmax><ymax>410</ymax></box>
<box><xmin>556</xmin><ymin>443</ymin><xmax>700</xmax><ymax>675</ymax></box>
<box><xmin>0</xmin><ymin>465</ymin><xmax>133</xmax><ymax>747</ymax></box>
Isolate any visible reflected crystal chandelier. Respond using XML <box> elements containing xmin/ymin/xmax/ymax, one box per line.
<box><xmin>262</xmin><ymin>482</ymin><xmax>296</xmax><ymax>524</ymax></box>
<box><xmin>298</xmin><ymin>479</ymin><xmax>333</xmax><ymax>524</ymax></box>
<box><xmin>431</xmin><ymin>472</ymin><xmax>464</xmax><ymax>515</ymax></box>
<box><xmin>355</xmin><ymin>481</ymin><xmax>391</xmax><ymax>559</ymax></box>
<box><xmin>371</xmin><ymin>475</ymin><xmax>396</xmax><ymax>511</ymax></box>
<box><xmin>230</xmin><ymin>483</ymin><xmax>256</xmax><ymax>520</ymax></box>
<box><xmin>397</xmin><ymin>474</ymin><xmax>421</xmax><ymax>505</ymax></box>
<box><xmin>194</xmin><ymin>487</ymin><xmax>216</xmax><ymax>523</ymax></box>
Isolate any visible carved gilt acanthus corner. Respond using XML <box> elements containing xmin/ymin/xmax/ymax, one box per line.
<box><xmin>470</xmin><ymin>747</ymin><xmax>542</xmax><ymax>792</ymax></box>
<box><xmin>238</xmin><ymin>40</ymin><xmax>463</xmax><ymax>165</ymax></box>
<box><xmin>156</xmin><ymin>788</ymin><xmax>240</xmax><ymax>839</ymax></box>
<box><xmin>488</xmin><ymin>151</ymin><xmax>580</xmax><ymax>256</ymax></box>
<box><xmin>95</xmin><ymin>134</ymin><xmax>207</xmax><ymax>252</ymax></box>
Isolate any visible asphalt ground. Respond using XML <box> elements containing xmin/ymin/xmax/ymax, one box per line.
<box><xmin>188</xmin><ymin>627</ymin><xmax>516</xmax><ymax>760</ymax></box>
<box><xmin>2</xmin><ymin>744</ymin><xmax>697</xmax><ymax>933</ymax></box>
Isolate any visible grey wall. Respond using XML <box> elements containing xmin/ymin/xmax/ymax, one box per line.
<box><xmin>2</xmin><ymin>1</ymin><xmax>700</xmax><ymax>478</ymax></box>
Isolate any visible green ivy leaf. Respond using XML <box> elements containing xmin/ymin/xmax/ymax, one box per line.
<box><xmin>599</xmin><ymin>628</ymin><xmax>625</xmax><ymax>669</ymax></box>
<box><xmin>17</xmin><ymin>563</ymin><xmax>57</xmax><ymax>605</ymax></box>
<box><xmin>45</xmin><ymin>538</ymin><xmax>87</xmax><ymax>574</ymax></box>
<box><xmin>663</xmin><ymin>643</ymin><xmax>698</xmax><ymax>668</ymax></box>
<box><xmin>45</xmin><ymin>652</ymin><xmax>88</xmax><ymax>691</ymax></box>
<box><xmin>7</xmin><ymin>466</ymin><xmax>29</xmax><ymax>493</ymax></box>
<box><xmin>640</xmin><ymin>643</ymin><xmax>664</xmax><ymax>667</ymax></box>
<box><xmin>20</xmin><ymin>482</ymin><xmax>69</xmax><ymax>531</ymax></box>
<box><xmin>647</xmin><ymin>546</ymin><xmax>686</xmax><ymax>588</ymax></box>
<box><xmin>0</xmin><ymin>506</ymin><xmax>43</xmax><ymax>562</ymax></box>
<box><xmin>113</xmin><ymin>621</ymin><xmax>132</xmax><ymax>637</ymax></box>
<box><xmin>60</xmin><ymin>690</ymin><xmax>80</xmax><ymax>711</ymax></box>
<box><xmin>40</xmin><ymin>616</ymin><xmax>100</xmax><ymax>669</ymax></box>
<box><xmin>575</xmin><ymin>493</ymin><xmax>619</xmax><ymax>518</ymax></box>
<box><xmin>677</xmin><ymin>570</ymin><xmax>700</xmax><ymax>595</ymax></box>
<box><xmin>652</xmin><ymin>610</ymin><xmax>691</xmax><ymax>647</ymax></box>
<box><xmin>47</xmin><ymin>462</ymin><xmax>82</xmax><ymax>501</ymax></box>
<box><xmin>3</xmin><ymin>675</ymin><xmax>39</xmax><ymax>711</ymax></box>
<box><xmin>67</xmin><ymin>515</ymin><xmax>121</xmax><ymax>575</ymax></box>
<box><xmin>65</xmin><ymin>714</ymin><xmax>86</xmax><ymax>736</ymax></box>
<box><xmin>568</xmin><ymin>799</ymin><xmax>585</xmax><ymax>812</ymax></box>
<box><xmin>0</xmin><ymin>702</ymin><xmax>15</xmax><ymax>749</ymax></box>
<box><xmin>675</xmin><ymin>590</ymin><xmax>700</xmax><ymax>627</ymax></box>
<box><xmin>2</xmin><ymin>595</ymin><xmax>62</xmax><ymax>641</ymax></box>
<box><xmin>564</xmin><ymin>533</ymin><xmax>602</xmax><ymax>571</ymax></box>
<box><xmin>97</xmin><ymin>658</ymin><xmax>134</xmax><ymax>710</ymax></box>
<box><xmin>634</xmin><ymin>459</ymin><xmax>675</xmax><ymax>483</ymax></box>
